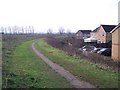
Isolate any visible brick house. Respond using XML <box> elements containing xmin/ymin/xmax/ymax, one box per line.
<box><xmin>91</xmin><ymin>25</ymin><xmax>116</xmax><ymax>43</ymax></box>
<box><xmin>91</xmin><ymin>27</ymin><xmax>99</xmax><ymax>39</ymax></box>
<box><xmin>75</xmin><ymin>30</ymin><xmax>91</xmax><ymax>39</ymax></box>
<box><xmin>110</xmin><ymin>24</ymin><xmax>120</xmax><ymax>61</ymax></box>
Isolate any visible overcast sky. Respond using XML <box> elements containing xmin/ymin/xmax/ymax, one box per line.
<box><xmin>0</xmin><ymin>0</ymin><xmax>119</xmax><ymax>33</ymax></box>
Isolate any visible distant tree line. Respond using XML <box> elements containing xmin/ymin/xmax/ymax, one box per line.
<box><xmin>0</xmin><ymin>26</ymin><xmax>34</xmax><ymax>34</ymax></box>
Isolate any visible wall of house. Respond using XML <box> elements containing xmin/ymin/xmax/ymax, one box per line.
<box><xmin>76</xmin><ymin>31</ymin><xmax>83</xmax><ymax>39</ymax></box>
<box><xmin>112</xmin><ymin>27</ymin><xmax>120</xmax><ymax>61</ymax></box>
<box><xmin>83</xmin><ymin>33</ymin><xmax>90</xmax><ymax>39</ymax></box>
<box><xmin>118</xmin><ymin>27</ymin><xmax>120</xmax><ymax>60</ymax></box>
<box><xmin>112</xmin><ymin>45</ymin><xmax>119</xmax><ymax>61</ymax></box>
<box><xmin>91</xmin><ymin>32</ymin><xmax>97</xmax><ymax>38</ymax></box>
<box><xmin>96</xmin><ymin>26</ymin><xmax>106</xmax><ymax>43</ymax></box>
<box><xmin>106</xmin><ymin>33</ymin><xmax>112</xmax><ymax>43</ymax></box>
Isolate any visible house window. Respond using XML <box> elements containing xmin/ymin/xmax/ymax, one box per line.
<box><xmin>97</xmin><ymin>40</ymin><xmax>101</xmax><ymax>43</ymax></box>
<box><xmin>102</xmin><ymin>32</ymin><xmax>104</xmax><ymax>36</ymax></box>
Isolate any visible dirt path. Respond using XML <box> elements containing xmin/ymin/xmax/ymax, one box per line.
<box><xmin>31</xmin><ymin>42</ymin><xmax>96</xmax><ymax>88</ymax></box>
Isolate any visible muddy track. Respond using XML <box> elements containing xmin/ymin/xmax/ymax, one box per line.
<box><xmin>31</xmin><ymin>42</ymin><xmax>96</xmax><ymax>88</ymax></box>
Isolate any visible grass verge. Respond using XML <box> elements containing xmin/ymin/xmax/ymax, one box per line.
<box><xmin>35</xmin><ymin>39</ymin><xmax>119</xmax><ymax>88</ymax></box>
<box><xmin>3</xmin><ymin>40</ymin><xmax>72</xmax><ymax>88</ymax></box>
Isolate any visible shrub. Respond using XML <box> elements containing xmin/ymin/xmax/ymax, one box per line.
<box><xmin>46</xmin><ymin>36</ymin><xmax>119</xmax><ymax>71</ymax></box>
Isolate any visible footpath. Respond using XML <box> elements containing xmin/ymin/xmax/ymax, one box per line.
<box><xmin>31</xmin><ymin>42</ymin><xmax>96</xmax><ymax>88</ymax></box>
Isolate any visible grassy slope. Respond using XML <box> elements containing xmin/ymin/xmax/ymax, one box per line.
<box><xmin>0</xmin><ymin>36</ymin><xmax>2</xmax><ymax>89</ymax></box>
<box><xmin>3</xmin><ymin>40</ymin><xmax>71</xmax><ymax>88</ymax></box>
<box><xmin>35</xmin><ymin>39</ymin><xmax>119</xmax><ymax>88</ymax></box>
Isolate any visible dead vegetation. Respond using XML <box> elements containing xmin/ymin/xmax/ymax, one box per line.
<box><xmin>46</xmin><ymin>36</ymin><xmax>119</xmax><ymax>71</ymax></box>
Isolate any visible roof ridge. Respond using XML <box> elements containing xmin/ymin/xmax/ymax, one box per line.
<box><xmin>110</xmin><ymin>23</ymin><xmax>120</xmax><ymax>33</ymax></box>
<box><xmin>101</xmin><ymin>24</ymin><xmax>117</xmax><ymax>26</ymax></box>
<box><xmin>101</xmin><ymin>25</ymin><xmax>117</xmax><ymax>32</ymax></box>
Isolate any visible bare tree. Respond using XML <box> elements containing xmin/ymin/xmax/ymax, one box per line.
<box><xmin>28</xmin><ymin>26</ymin><xmax>34</xmax><ymax>34</ymax></box>
<box><xmin>66</xmin><ymin>29</ymin><xmax>72</xmax><ymax>37</ymax></box>
<box><xmin>8</xmin><ymin>26</ymin><xmax>12</xmax><ymax>34</ymax></box>
<box><xmin>13</xmin><ymin>26</ymin><xmax>18</xmax><ymax>34</ymax></box>
<box><xmin>31</xmin><ymin>26</ymin><xmax>34</xmax><ymax>34</ymax></box>
<box><xmin>23</xmin><ymin>26</ymin><xmax>27</xmax><ymax>34</ymax></box>
<box><xmin>28</xmin><ymin>26</ymin><xmax>31</xmax><ymax>34</ymax></box>
<box><xmin>1</xmin><ymin>25</ymin><xmax>34</xmax><ymax>35</ymax></box>
<box><xmin>4</xmin><ymin>27</ymin><xmax>7</xmax><ymax>34</ymax></box>
<box><xmin>21</xmin><ymin>26</ymin><xmax>24</xmax><ymax>34</ymax></box>
<box><xmin>1</xmin><ymin>27</ymin><xmax>4</xmax><ymax>34</ymax></box>
<box><xmin>47</xmin><ymin>28</ymin><xmax>52</xmax><ymax>34</ymax></box>
<box><xmin>58</xmin><ymin>27</ymin><xmax>65</xmax><ymax>35</ymax></box>
<box><xmin>18</xmin><ymin>26</ymin><xmax>24</xmax><ymax>34</ymax></box>
<box><xmin>25</xmin><ymin>26</ymin><xmax>28</xmax><ymax>34</ymax></box>
<box><xmin>47</xmin><ymin>28</ymin><xmax>53</xmax><ymax>37</ymax></box>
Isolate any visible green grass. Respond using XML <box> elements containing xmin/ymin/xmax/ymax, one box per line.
<box><xmin>3</xmin><ymin>40</ymin><xmax>72</xmax><ymax>88</ymax></box>
<box><xmin>0</xmin><ymin>40</ymin><xmax>2</xmax><ymax>89</ymax></box>
<box><xmin>35</xmin><ymin>39</ymin><xmax>119</xmax><ymax>88</ymax></box>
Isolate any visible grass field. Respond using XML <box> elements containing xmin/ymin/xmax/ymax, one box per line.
<box><xmin>2</xmin><ymin>40</ymin><xmax>72</xmax><ymax>88</ymax></box>
<box><xmin>35</xmin><ymin>39</ymin><xmax>119</xmax><ymax>88</ymax></box>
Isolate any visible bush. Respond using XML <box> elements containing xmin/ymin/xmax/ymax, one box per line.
<box><xmin>46</xmin><ymin>36</ymin><xmax>119</xmax><ymax>71</ymax></box>
<box><xmin>85</xmin><ymin>52</ymin><xmax>119</xmax><ymax>71</ymax></box>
